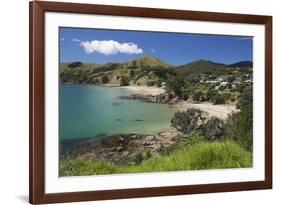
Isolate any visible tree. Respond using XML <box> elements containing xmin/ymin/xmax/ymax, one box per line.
<box><xmin>181</xmin><ymin>90</ymin><xmax>191</xmax><ymax>100</ymax></box>
<box><xmin>227</xmin><ymin>76</ymin><xmax>236</xmax><ymax>83</ymax></box>
<box><xmin>213</xmin><ymin>94</ymin><xmax>225</xmax><ymax>104</ymax></box>
<box><xmin>101</xmin><ymin>75</ymin><xmax>109</xmax><ymax>84</ymax></box>
<box><xmin>202</xmin><ymin>117</ymin><xmax>225</xmax><ymax>141</ymax></box>
<box><xmin>146</xmin><ymin>81</ymin><xmax>155</xmax><ymax>86</ymax></box>
<box><xmin>224</xmin><ymin>106</ymin><xmax>253</xmax><ymax>151</ymax></box>
<box><xmin>193</xmin><ymin>91</ymin><xmax>203</xmax><ymax>102</ymax></box>
<box><xmin>153</xmin><ymin>68</ymin><xmax>168</xmax><ymax>79</ymax></box>
<box><xmin>165</xmin><ymin>77</ymin><xmax>185</xmax><ymax>96</ymax></box>
<box><xmin>120</xmin><ymin>76</ymin><xmax>129</xmax><ymax>86</ymax></box>
<box><xmin>171</xmin><ymin>108</ymin><xmax>206</xmax><ymax>134</ymax></box>
<box><xmin>218</xmin><ymin>85</ymin><xmax>225</xmax><ymax>92</ymax></box>
<box><xmin>205</xmin><ymin>89</ymin><xmax>218</xmax><ymax>101</ymax></box>
<box><xmin>129</xmin><ymin>70</ymin><xmax>135</xmax><ymax>77</ymax></box>
<box><xmin>237</xmin><ymin>86</ymin><xmax>253</xmax><ymax>109</ymax></box>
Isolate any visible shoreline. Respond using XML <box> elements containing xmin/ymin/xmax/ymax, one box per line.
<box><xmin>175</xmin><ymin>101</ymin><xmax>238</xmax><ymax>120</ymax></box>
<box><xmin>119</xmin><ymin>85</ymin><xmax>165</xmax><ymax>95</ymax></box>
<box><xmin>65</xmin><ymin>83</ymin><xmax>166</xmax><ymax>96</ymax></box>
<box><xmin>60</xmin><ymin>127</ymin><xmax>182</xmax><ymax>165</ymax></box>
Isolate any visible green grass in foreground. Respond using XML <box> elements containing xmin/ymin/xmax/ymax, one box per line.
<box><xmin>60</xmin><ymin>141</ymin><xmax>252</xmax><ymax>176</ymax></box>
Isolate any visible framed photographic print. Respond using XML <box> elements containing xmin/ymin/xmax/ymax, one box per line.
<box><xmin>29</xmin><ymin>1</ymin><xmax>272</xmax><ymax>204</ymax></box>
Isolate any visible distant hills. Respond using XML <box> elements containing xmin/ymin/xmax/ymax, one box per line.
<box><xmin>175</xmin><ymin>60</ymin><xmax>225</xmax><ymax>75</ymax></box>
<box><xmin>224</xmin><ymin>61</ymin><xmax>253</xmax><ymax>69</ymax></box>
<box><xmin>174</xmin><ymin>59</ymin><xmax>253</xmax><ymax>75</ymax></box>
<box><xmin>60</xmin><ymin>55</ymin><xmax>252</xmax><ymax>85</ymax></box>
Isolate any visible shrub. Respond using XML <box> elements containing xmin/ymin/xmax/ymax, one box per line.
<box><xmin>120</xmin><ymin>76</ymin><xmax>130</xmax><ymax>86</ymax></box>
<box><xmin>213</xmin><ymin>94</ymin><xmax>225</xmax><ymax>104</ymax></box>
<box><xmin>224</xmin><ymin>106</ymin><xmax>253</xmax><ymax>151</ymax></box>
<box><xmin>193</xmin><ymin>91</ymin><xmax>203</xmax><ymax>102</ymax></box>
<box><xmin>181</xmin><ymin>90</ymin><xmax>190</xmax><ymax>100</ymax></box>
<box><xmin>134</xmin><ymin>152</ymin><xmax>144</xmax><ymax>165</ymax></box>
<box><xmin>205</xmin><ymin>89</ymin><xmax>218</xmax><ymax>101</ymax></box>
<box><xmin>227</xmin><ymin>76</ymin><xmax>236</xmax><ymax>83</ymax></box>
<box><xmin>146</xmin><ymin>81</ymin><xmax>155</xmax><ymax>86</ymax></box>
<box><xmin>237</xmin><ymin>86</ymin><xmax>253</xmax><ymax>109</ymax></box>
<box><xmin>171</xmin><ymin>108</ymin><xmax>206</xmax><ymax>134</ymax></box>
<box><xmin>218</xmin><ymin>85</ymin><xmax>225</xmax><ymax>91</ymax></box>
<box><xmin>165</xmin><ymin>77</ymin><xmax>185</xmax><ymax>96</ymax></box>
<box><xmin>202</xmin><ymin>117</ymin><xmax>225</xmax><ymax>141</ymax></box>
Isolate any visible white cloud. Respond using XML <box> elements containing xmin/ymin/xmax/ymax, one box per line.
<box><xmin>72</xmin><ymin>38</ymin><xmax>81</xmax><ymax>42</ymax></box>
<box><xmin>150</xmin><ymin>48</ymin><xmax>155</xmax><ymax>52</ymax></box>
<box><xmin>78</xmin><ymin>40</ymin><xmax>143</xmax><ymax>55</ymax></box>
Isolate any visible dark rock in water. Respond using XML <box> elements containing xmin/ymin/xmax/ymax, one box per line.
<box><xmin>134</xmin><ymin>119</ymin><xmax>143</xmax><ymax>121</ymax></box>
<box><xmin>112</xmin><ymin>102</ymin><xmax>122</xmax><ymax>106</ymax></box>
<box><xmin>116</xmin><ymin>119</ymin><xmax>123</xmax><ymax>121</ymax></box>
<box><xmin>119</xmin><ymin>93</ymin><xmax>175</xmax><ymax>104</ymax></box>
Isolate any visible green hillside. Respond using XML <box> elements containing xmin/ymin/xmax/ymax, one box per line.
<box><xmin>60</xmin><ymin>55</ymin><xmax>176</xmax><ymax>86</ymax></box>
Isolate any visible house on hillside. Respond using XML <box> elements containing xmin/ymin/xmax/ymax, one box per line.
<box><xmin>216</xmin><ymin>76</ymin><xmax>228</xmax><ymax>82</ymax></box>
<box><xmin>206</xmin><ymin>80</ymin><xmax>218</xmax><ymax>84</ymax></box>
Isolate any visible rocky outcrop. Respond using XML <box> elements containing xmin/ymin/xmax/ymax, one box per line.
<box><xmin>61</xmin><ymin>129</ymin><xmax>182</xmax><ymax>166</ymax></box>
<box><xmin>119</xmin><ymin>93</ymin><xmax>179</xmax><ymax>104</ymax></box>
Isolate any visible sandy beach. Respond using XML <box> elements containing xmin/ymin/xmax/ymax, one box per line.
<box><xmin>107</xmin><ymin>85</ymin><xmax>237</xmax><ymax>119</ymax></box>
<box><xmin>176</xmin><ymin>101</ymin><xmax>239</xmax><ymax>119</ymax></box>
<box><xmin>120</xmin><ymin>85</ymin><xmax>165</xmax><ymax>95</ymax></box>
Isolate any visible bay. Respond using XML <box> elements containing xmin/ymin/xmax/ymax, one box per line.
<box><xmin>59</xmin><ymin>84</ymin><xmax>176</xmax><ymax>140</ymax></box>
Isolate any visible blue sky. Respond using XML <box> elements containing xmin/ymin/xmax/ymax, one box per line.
<box><xmin>60</xmin><ymin>27</ymin><xmax>253</xmax><ymax>66</ymax></box>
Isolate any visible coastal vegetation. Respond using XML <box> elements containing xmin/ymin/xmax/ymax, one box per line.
<box><xmin>60</xmin><ymin>141</ymin><xmax>252</xmax><ymax>176</ymax></box>
<box><xmin>59</xmin><ymin>55</ymin><xmax>253</xmax><ymax>176</ymax></box>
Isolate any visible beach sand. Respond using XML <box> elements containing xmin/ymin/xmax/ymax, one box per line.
<box><xmin>176</xmin><ymin>101</ymin><xmax>238</xmax><ymax>119</ymax></box>
<box><xmin>120</xmin><ymin>86</ymin><xmax>165</xmax><ymax>95</ymax></box>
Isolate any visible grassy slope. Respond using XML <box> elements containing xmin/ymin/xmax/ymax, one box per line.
<box><xmin>60</xmin><ymin>141</ymin><xmax>252</xmax><ymax>176</ymax></box>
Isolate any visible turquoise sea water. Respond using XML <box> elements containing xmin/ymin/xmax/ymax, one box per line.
<box><xmin>59</xmin><ymin>84</ymin><xmax>176</xmax><ymax>140</ymax></box>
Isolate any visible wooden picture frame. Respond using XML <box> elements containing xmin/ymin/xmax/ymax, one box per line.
<box><xmin>29</xmin><ymin>1</ymin><xmax>272</xmax><ymax>204</ymax></box>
